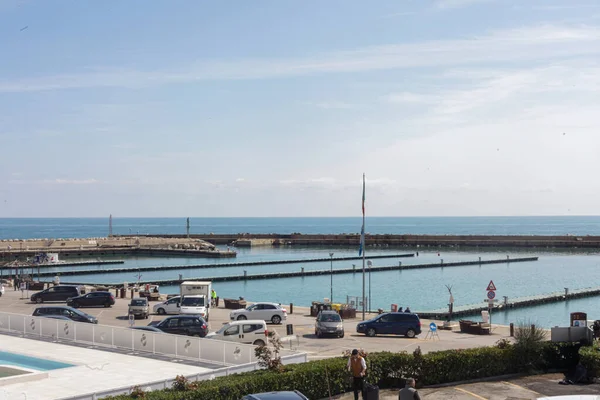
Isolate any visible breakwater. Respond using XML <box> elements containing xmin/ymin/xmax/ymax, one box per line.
<box><xmin>416</xmin><ymin>286</ymin><xmax>600</xmax><ymax>320</ymax></box>
<box><xmin>32</xmin><ymin>253</ymin><xmax>415</xmax><ymax>277</ymax></box>
<box><xmin>0</xmin><ymin>247</ymin><xmax>236</xmax><ymax>262</ymax></box>
<box><xmin>115</xmin><ymin>233</ymin><xmax>600</xmax><ymax>249</ymax></box>
<box><xmin>61</xmin><ymin>256</ymin><xmax>538</xmax><ymax>286</ymax></box>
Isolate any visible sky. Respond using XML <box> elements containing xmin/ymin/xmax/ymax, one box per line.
<box><xmin>1</xmin><ymin>0</ymin><xmax>599</xmax><ymax>218</ymax></box>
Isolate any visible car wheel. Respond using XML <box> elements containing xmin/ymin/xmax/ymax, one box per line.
<box><xmin>406</xmin><ymin>329</ymin><xmax>416</xmax><ymax>338</ymax></box>
<box><xmin>339</xmin><ymin>332</ymin><xmax>345</xmax><ymax>338</ymax></box>
<box><xmin>192</xmin><ymin>333</ymin><xmax>200</xmax><ymax>337</ymax></box>
<box><xmin>237</xmin><ymin>315</ymin><xmax>247</xmax><ymax>321</ymax></box>
<box><xmin>71</xmin><ymin>301</ymin><xmax>79</xmax><ymax>308</ymax></box>
<box><xmin>104</xmin><ymin>301</ymin><xmax>111</xmax><ymax>308</ymax></box>
<box><xmin>271</xmin><ymin>315</ymin><xmax>282</xmax><ymax>325</ymax></box>
<box><xmin>366</xmin><ymin>328</ymin><xmax>377</xmax><ymax>337</ymax></box>
<box><xmin>253</xmin><ymin>339</ymin><xmax>265</xmax><ymax>346</ymax></box>
<box><xmin>35</xmin><ymin>298</ymin><xmax>43</xmax><ymax>304</ymax></box>
<box><xmin>156</xmin><ymin>308</ymin><xmax>166</xmax><ymax>315</ymax></box>
<box><xmin>316</xmin><ymin>330</ymin><xmax>322</xmax><ymax>338</ymax></box>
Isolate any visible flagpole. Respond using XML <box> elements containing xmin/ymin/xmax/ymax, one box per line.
<box><xmin>362</xmin><ymin>173</ymin><xmax>366</xmax><ymax>321</ymax></box>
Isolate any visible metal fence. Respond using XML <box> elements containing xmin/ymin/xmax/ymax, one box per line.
<box><xmin>0</xmin><ymin>312</ymin><xmax>306</xmax><ymax>367</ymax></box>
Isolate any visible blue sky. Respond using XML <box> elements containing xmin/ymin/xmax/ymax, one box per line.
<box><xmin>1</xmin><ymin>0</ymin><xmax>599</xmax><ymax>217</ymax></box>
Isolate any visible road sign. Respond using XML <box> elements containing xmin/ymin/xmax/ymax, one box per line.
<box><xmin>486</xmin><ymin>280</ymin><xmax>497</xmax><ymax>291</ymax></box>
<box><xmin>487</xmin><ymin>290</ymin><xmax>496</xmax><ymax>300</ymax></box>
<box><xmin>429</xmin><ymin>322</ymin><xmax>437</xmax><ymax>332</ymax></box>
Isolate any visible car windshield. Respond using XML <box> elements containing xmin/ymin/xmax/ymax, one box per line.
<box><xmin>181</xmin><ymin>297</ymin><xmax>204</xmax><ymax>307</ymax></box>
<box><xmin>131</xmin><ymin>300</ymin><xmax>146</xmax><ymax>306</ymax></box>
<box><xmin>216</xmin><ymin>324</ymin><xmax>231</xmax><ymax>334</ymax></box>
<box><xmin>319</xmin><ymin>314</ymin><xmax>341</xmax><ymax>322</ymax></box>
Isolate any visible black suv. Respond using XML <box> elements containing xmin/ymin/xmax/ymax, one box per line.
<box><xmin>31</xmin><ymin>285</ymin><xmax>82</xmax><ymax>303</ymax></box>
<box><xmin>33</xmin><ymin>306</ymin><xmax>98</xmax><ymax>324</ymax></box>
<box><xmin>67</xmin><ymin>291</ymin><xmax>115</xmax><ymax>308</ymax></box>
<box><xmin>356</xmin><ymin>312</ymin><xmax>421</xmax><ymax>338</ymax></box>
<box><xmin>151</xmin><ymin>315</ymin><xmax>208</xmax><ymax>337</ymax></box>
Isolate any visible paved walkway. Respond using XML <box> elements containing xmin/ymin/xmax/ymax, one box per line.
<box><xmin>325</xmin><ymin>374</ymin><xmax>600</xmax><ymax>399</ymax></box>
<box><xmin>0</xmin><ymin>336</ymin><xmax>212</xmax><ymax>400</ymax></box>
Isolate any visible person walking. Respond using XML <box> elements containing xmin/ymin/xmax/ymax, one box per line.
<box><xmin>399</xmin><ymin>378</ymin><xmax>420</xmax><ymax>400</ymax></box>
<box><xmin>347</xmin><ymin>349</ymin><xmax>366</xmax><ymax>400</ymax></box>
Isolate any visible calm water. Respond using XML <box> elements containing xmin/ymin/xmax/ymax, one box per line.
<box><xmin>2</xmin><ymin>216</ymin><xmax>600</xmax><ymax>239</ymax></box>
<box><xmin>39</xmin><ymin>246</ymin><xmax>600</xmax><ymax>328</ymax></box>
<box><xmin>3</xmin><ymin>217</ymin><xmax>600</xmax><ymax>327</ymax></box>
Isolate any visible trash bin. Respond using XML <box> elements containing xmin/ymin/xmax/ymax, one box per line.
<box><xmin>286</xmin><ymin>324</ymin><xmax>294</xmax><ymax>335</ymax></box>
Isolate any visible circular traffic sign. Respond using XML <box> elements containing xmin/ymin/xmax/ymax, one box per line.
<box><xmin>429</xmin><ymin>322</ymin><xmax>437</xmax><ymax>331</ymax></box>
<box><xmin>487</xmin><ymin>290</ymin><xmax>496</xmax><ymax>300</ymax></box>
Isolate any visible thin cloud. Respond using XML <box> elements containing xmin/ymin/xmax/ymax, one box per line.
<box><xmin>0</xmin><ymin>25</ymin><xmax>598</xmax><ymax>93</ymax></box>
<box><xmin>434</xmin><ymin>0</ymin><xmax>491</xmax><ymax>9</ymax></box>
<box><xmin>8</xmin><ymin>178</ymin><xmax>100</xmax><ymax>185</ymax></box>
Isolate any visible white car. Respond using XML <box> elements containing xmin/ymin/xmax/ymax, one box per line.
<box><xmin>206</xmin><ymin>320</ymin><xmax>268</xmax><ymax>346</ymax></box>
<box><xmin>0</xmin><ymin>285</ymin><xmax>4</xmax><ymax>297</ymax></box>
<box><xmin>153</xmin><ymin>296</ymin><xmax>181</xmax><ymax>315</ymax></box>
<box><xmin>229</xmin><ymin>302</ymin><xmax>287</xmax><ymax>324</ymax></box>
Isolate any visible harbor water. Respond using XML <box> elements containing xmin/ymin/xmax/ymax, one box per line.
<box><xmin>3</xmin><ymin>217</ymin><xmax>600</xmax><ymax>328</ymax></box>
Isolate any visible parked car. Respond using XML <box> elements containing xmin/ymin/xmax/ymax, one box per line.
<box><xmin>67</xmin><ymin>291</ymin><xmax>115</xmax><ymax>308</ymax></box>
<box><xmin>153</xmin><ymin>296</ymin><xmax>180</xmax><ymax>315</ymax></box>
<box><xmin>32</xmin><ymin>306</ymin><xmax>98</xmax><ymax>324</ymax></box>
<box><xmin>241</xmin><ymin>391</ymin><xmax>309</xmax><ymax>400</ymax></box>
<box><xmin>356</xmin><ymin>312</ymin><xmax>421</xmax><ymax>338</ymax></box>
<box><xmin>206</xmin><ymin>320</ymin><xmax>268</xmax><ymax>346</ymax></box>
<box><xmin>130</xmin><ymin>326</ymin><xmax>164</xmax><ymax>333</ymax></box>
<box><xmin>150</xmin><ymin>315</ymin><xmax>208</xmax><ymax>337</ymax></box>
<box><xmin>128</xmin><ymin>297</ymin><xmax>149</xmax><ymax>319</ymax></box>
<box><xmin>30</xmin><ymin>285</ymin><xmax>82</xmax><ymax>303</ymax></box>
<box><xmin>315</xmin><ymin>310</ymin><xmax>344</xmax><ymax>338</ymax></box>
<box><xmin>38</xmin><ymin>315</ymin><xmax>72</xmax><ymax>321</ymax></box>
<box><xmin>230</xmin><ymin>302</ymin><xmax>287</xmax><ymax>324</ymax></box>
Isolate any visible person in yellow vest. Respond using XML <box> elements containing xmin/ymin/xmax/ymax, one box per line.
<box><xmin>347</xmin><ymin>349</ymin><xmax>366</xmax><ymax>400</ymax></box>
<box><xmin>211</xmin><ymin>289</ymin><xmax>217</xmax><ymax>307</ymax></box>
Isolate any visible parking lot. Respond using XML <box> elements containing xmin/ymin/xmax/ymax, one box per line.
<box><xmin>0</xmin><ymin>287</ymin><xmax>513</xmax><ymax>360</ymax></box>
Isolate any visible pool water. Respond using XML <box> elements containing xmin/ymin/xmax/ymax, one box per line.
<box><xmin>0</xmin><ymin>351</ymin><xmax>74</xmax><ymax>371</ymax></box>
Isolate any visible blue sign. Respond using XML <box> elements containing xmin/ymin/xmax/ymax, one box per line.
<box><xmin>429</xmin><ymin>322</ymin><xmax>437</xmax><ymax>331</ymax></box>
<box><xmin>487</xmin><ymin>290</ymin><xmax>496</xmax><ymax>300</ymax></box>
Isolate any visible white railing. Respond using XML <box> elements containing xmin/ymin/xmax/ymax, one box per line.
<box><xmin>0</xmin><ymin>312</ymin><xmax>305</xmax><ymax>368</ymax></box>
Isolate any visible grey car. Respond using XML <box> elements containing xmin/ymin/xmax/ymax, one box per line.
<box><xmin>315</xmin><ymin>310</ymin><xmax>344</xmax><ymax>338</ymax></box>
<box><xmin>128</xmin><ymin>298</ymin><xmax>149</xmax><ymax>319</ymax></box>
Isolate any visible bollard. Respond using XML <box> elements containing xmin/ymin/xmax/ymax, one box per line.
<box><xmin>398</xmin><ymin>261</ymin><xmax>402</xmax><ymax>267</ymax></box>
<box><xmin>507</xmin><ymin>255</ymin><xmax>510</xmax><ymax>260</ymax></box>
<box><xmin>120</xmin><ymin>287</ymin><xmax>126</xmax><ymax>299</ymax></box>
<box><xmin>510</xmin><ymin>323</ymin><xmax>514</xmax><ymax>337</ymax></box>
<box><xmin>130</xmin><ymin>289</ymin><xmax>134</xmax><ymax>299</ymax></box>
<box><xmin>565</xmin><ymin>288</ymin><xmax>569</xmax><ymax>297</ymax></box>
<box><xmin>301</xmin><ymin>267</ymin><xmax>304</xmax><ymax>275</ymax></box>
<box><xmin>286</xmin><ymin>324</ymin><xmax>294</xmax><ymax>336</ymax></box>
<box><xmin>115</xmin><ymin>288</ymin><xmax>119</xmax><ymax>297</ymax></box>
<box><xmin>244</xmin><ymin>270</ymin><xmax>247</xmax><ymax>278</ymax></box>
<box><xmin>479</xmin><ymin>257</ymin><xmax>481</xmax><ymax>263</ymax></box>
<box><xmin>289</xmin><ymin>303</ymin><xmax>293</xmax><ymax>314</ymax></box>
<box><xmin>441</xmin><ymin>259</ymin><xmax>443</xmax><ymax>265</ymax></box>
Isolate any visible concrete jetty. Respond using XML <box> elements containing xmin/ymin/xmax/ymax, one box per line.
<box><xmin>118</xmin><ymin>233</ymin><xmax>600</xmax><ymax>249</ymax></box>
<box><xmin>416</xmin><ymin>286</ymin><xmax>600</xmax><ymax>319</ymax></box>
<box><xmin>4</xmin><ymin>259</ymin><xmax>125</xmax><ymax>269</ymax></box>
<box><xmin>60</xmin><ymin>256</ymin><xmax>538</xmax><ymax>286</ymax></box>
<box><xmin>31</xmin><ymin>253</ymin><xmax>415</xmax><ymax>277</ymax></box>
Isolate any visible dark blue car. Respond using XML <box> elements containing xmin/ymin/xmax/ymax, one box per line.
<box><xmin>356</xmin><ymin>312</ymin><xmax>421</xmax><ymax>338</ymax></box>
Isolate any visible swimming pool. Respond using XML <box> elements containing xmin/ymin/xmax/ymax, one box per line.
<box><xmin>0</xmin><ymin>351</ymin><xmax>74</xmax><ymax>371</ymax></box>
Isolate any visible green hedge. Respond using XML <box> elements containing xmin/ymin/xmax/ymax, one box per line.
<box><xmin>107</xmin><ymin>342</ymin><xmax>583</xmax><ymax>400</ymax></box>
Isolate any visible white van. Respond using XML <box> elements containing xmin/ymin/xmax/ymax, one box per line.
<box><xmin>206</xmin><ymin>320</ymin><xmax>268</xmax><ymax>346</ymax></box>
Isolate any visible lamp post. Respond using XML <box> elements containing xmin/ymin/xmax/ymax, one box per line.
<box><xmin>367</xmin><ymin>260</ymin><xmax>372</xmax><ymax>312</ymax></box>
<box><xmin>329</xmin><ymin>252</ymin><xmax>334</xmax><ymax>303</ymax></box>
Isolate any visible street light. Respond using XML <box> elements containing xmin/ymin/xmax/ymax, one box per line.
<box><xmin>329</xmin><ymin>252</ymin><xmax>334</xmax><ymax>303</ymax></box>
<box><xmin>367</xmin><ymin>260</ymin><xmax>372</xmax><ymax>312</ymax></box>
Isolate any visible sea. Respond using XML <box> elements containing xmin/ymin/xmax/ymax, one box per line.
<box><xmin>2</xmin><ymin>216</ymin><xmax>600</xmax><ymax>328</ymax></box>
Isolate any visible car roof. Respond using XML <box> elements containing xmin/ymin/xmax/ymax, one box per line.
<box><xmin>319</xmin><ymin>310</ymin><xmax>339</xmax><ymax>314</ymax></box>
<box><xmin>243</xmin><ymin>391</ymin><xmax>307</xmax><ymax>400</ymax></box>
<box><xmin>228</xmin><ymin>320</ymin><xmax>266</xmax><ymax>325</ymax></box>
<box><xmin>253</xmin><ymin>302</ymin><xmax>280</xmax><ymax>306</ymax></box>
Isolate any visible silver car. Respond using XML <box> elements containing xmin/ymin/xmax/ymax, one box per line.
<box><xmin>229</xmin><ymin>302</ymin><xmax>287</xmax><ymax>324</ymax></box>
<box><xmin>315</xmin><ymin>310</ymin><xmax>344</xmax><ymax>338</ymax></box>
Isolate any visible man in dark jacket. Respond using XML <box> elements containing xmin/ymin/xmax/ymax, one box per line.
<box><xmin>399</xmin><ymin>377</ymin><xmax>420</xmax><ymax>400</ymax></box>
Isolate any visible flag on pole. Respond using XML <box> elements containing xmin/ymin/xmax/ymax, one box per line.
<box><xmin>359</xmin><ymin>174</ymin><xmax>365</xmax><ymax>256</ymax></box>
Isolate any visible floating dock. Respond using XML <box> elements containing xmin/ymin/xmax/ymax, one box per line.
<box><xmin>32</xmin><ymin>253</ymin><xmax>415</xmax><ymax>277</ymax></box>
<box><xmin>61</xmin><ymin>256</ymin><xmax>538</xmax><ymax>286</ymax></box>
<box><xmin>12</xmin><ymin>260</ymin><xmax>125</xmax><ymax>268</ymax></box>
<box><xmin>416</xmin><ymin>286</ymin><xmax>600</xmax><ymax>319</ymax></box>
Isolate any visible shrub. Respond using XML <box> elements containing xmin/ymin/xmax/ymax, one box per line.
<box><xmin>513</xmin><ymin>322</ymin><xmax>548</xmax><ymax>371</ymax></box>
<box><xmin>106</xmin><ymin>342</ymin><xmax>584</xmax><ymax>400</ymax></box>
